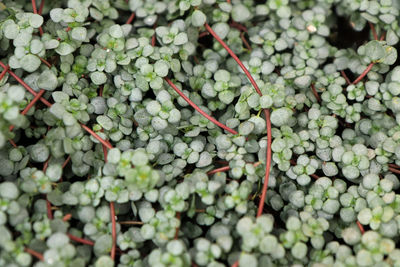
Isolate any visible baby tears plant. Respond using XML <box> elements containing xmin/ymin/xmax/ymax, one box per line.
<box><xmin>0</xmin><ymin>0</ymin><xmax>400</xmax><ymax>266</ymax></box>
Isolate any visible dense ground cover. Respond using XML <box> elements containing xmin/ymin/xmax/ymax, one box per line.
<box><xmin>0</xmin><ymin>0</ymin><xmax>400</xmax><ymax>266</ymax></box>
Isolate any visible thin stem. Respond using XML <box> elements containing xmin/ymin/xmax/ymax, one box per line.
<box><xmin>389</xmin><ymin>167</ymin><xmax>400</xmax><ymax>175</ymax></box>
<box><xmin>42</xmin><ymin>158</ymin><xmax>54</xmax><ymax>220</ymax></box>
<box><xmin>9</xmin><ymin>139</ymin><xmax>17</xmax><ymax>148</ymax></box>
<box><xmin>310</xmin><ymin>84</ymin><xmax>320</xmax><ymax>102</ymax></box>
<box><xmin>310</xmin><ymin>173</ymin><xmax>319</xmax><ymax>179</ymax></box>
<box><xmin>207</xmin><ymin>161</ymin><xmax>261</xmax><ymax>175</ymax></box>
<box><xmin>67</xmin><ymin>233</ymin><xmax>94</xmax><ymax>246</ymax></box>
<box><xmin>21</xmin><ymin>89</ymin><xmax>46</xmax><ymax>115</ymax></box>
<box><xmin>118</xmin><ymin>221</ymin><xmax>144</xmax><ymax>225</ymax></box>
<box><xmin>38</xmin><ymin>0</ymin><xmax>45</xmax><ymax>15</ymax></box>
<box><xmin>389</xmin><ymin>163</ymin><xmax>400</xmax><ymax>169</ymax></box>
<box><xmin>98</xmin><ymin>86</ymin><xmax>109</xmax><ymax>162</ymax></box>
<box><xmin>31</xmin><ymin>0</ymin><xmax>43</xmax><ymax>35</ymax></box>
<box><xmin>240</xmin><ymin>32</ymin><xmax>252</xmax><ymax>51</ymax></box>
<box><xmin>46</xmin><ymin>199</ymin><xmax>53</xmax><ymax>219</ymax></box>
<box><xmin>102</xmin><ymin>144</ymin><xmax>108</xmax><ymax>162</ymax></box>
<box><xmin>352</xmin><ymin>63</ymin><xmax>374</xmax><ymax>84</ymax></box>
<box><xmin>204</xmin><ymin>23</ymin><xmax>262</xmax><ymax>96</ymax></box>
<box><xmin>164</xmin><ymin>77</ymin><xmax>238</xmax><ymax>135</ymax></box>
<box><xmin>368</xmin><ymin>22</ymin><xmax>378</xmax><ymax>40</ymax></box>
<box><xmin>380</xmin><ymin>32</ymin><xmax>386</xmax><ymax>41</ymax></box>
<box><xmin>207</xmin><ymin>166</ymin><xmax>231</xmax><ymax>175</ymax></box>
<box><xmin>341</xmin><ymin>70</ymin><xmax>351</xmax><ymax>85</ymax></box>
<box><xmin>43</xmin><ymin>158</ymin><xmax>49</xmax><ymax>172</ymax></box>
<box><xmin>151</xmin><ymin>22</ymin><xmax>157</xmax><ymax>47</ymax></box>
<box><xmin>80</xmin><ymin>124</ymin><xmax>113</xmax><ymax>149</ymax></box>
<box><xmin>39</xmin><ymin>57</ymin><xmax>52</xmax><ymax>68</ymax></box>
<box><xmin>9</xmin><ymin>89</ymin><xmax>46</xmax><ymax>131</ymax></box>
<box><xmin>99</xmin><ymin>85</ymin><xmax>103</xmax><ymax>97</ymax></box>
<box><xmin>24</xmin><ymin>247</ymin><xmax>44</xmax><ymax>261</ymax></box>
<box><xmin>357</xmin><ymin>221</ymin><xmax>365</xmax><ymax>234</ymax></box>
<box><xmin>198</xmin><ymin>31</ymin><xmax>209</xmax><ymax>38</ymax></box>
<box><xmin>31</xmin><ymin>0</ymin><xmax>38</xmax><ymax>13</ymax></box>
<box><xmin>0</xmin><ymin>61</ymin><xmax>52</xmax><ymax>107</ymax></box>
<box><xmin>62</xmin><ymin>213</ymin><xmax>72</xmax><ymax>221</ymax></box>
<box><xmin>62</xmin><ymin>155</ymin><xmax>71</xmax><ymax>168</ymax></box>
<box><xmin>206</xmin><ymin>22</ymin><xmax>272</xmax><ymax>218</ymax></box>
<box><xmin>256</xmin><ymin>109</ymin><xmax>272</xmax><ymax>218</ymax></box>
<box><xmin>0</xmin><ymin>64</ymin><xmax>9</xmax><ymax>81</ymax></box>
<box><xmin>126</xmin><ymin>12</ymin><xmax>135</xmax><ymax>24</ymax></box>
<box><xmin>230</xmin><ymin>21</ymin><xmax>248</xmax><ymax>32</ymax></box>
<box><xmin>110</xmin><ymin>202</ymin><xmax>116</xmax><ymax>260</ymax></box>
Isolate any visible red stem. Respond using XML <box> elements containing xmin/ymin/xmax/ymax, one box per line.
<box><xmin>1</xmin><ymin>64</ymin><xmax>111</xmax><ymax>151</ymax></box>
<box><xmin>0</xmin><ymin>61</ymin><xmax>52</xmax><ymax>107</ymax></box>
<box><xmin>204</xmin><ymin>23</ymin><xmax>262</xmax><ymax>96</ymax></box>
<box><xmin>207</xmin><ymin>162</ymin><xmax>261</xmax><ymax>176</ymax></box>
<box><xmin>98</xmin><ymin>86</ymin><xmax>109</xmax><ymax>162</ymax></box>
<box><xmin>341</xmin><ymin>70</ymin><xmax>351</xmax><ymax>85</ymax></box>
<box><xmin>22</xmin><ymin>89</ymin><xmax>46</xmax><ymax>115</ymax></box>
<box><xmin>44</xmin><ymin>156</ymin><xmax>53</xmax><ymax>220</ymax></box>
<box><xmin>389</xmin><ymin>163</ymin><xmax>400</xmax><ymax>169</ymax></box>
<box><xmin>99</xmin><ymin>85</ymin><xmax>103</xmax><ymax>97</ymax></box>
<box><xmin>0</xmin><ymin>64</ymin><xmax>9</xmax><ymax>81</ymax></box>
<box><xmin>62</xmin><ymin>213</ymin><xmax>72</xmax><ymax>221</ymax></box>
<box><xmin>241</xmin><ymin>32</ymin><xmax>252</xmax><ymax>51</ymax></box>
<box><xmin>151</xmin><ymin>22</ymin><xmax>157</xmax><ymax>47</ymax></box>
<box><xmin>102</xmin><ymin>145</ymin><xmax>108</xmax><ymax>162</ymax></box>
<box><xmin>43</xmin><ymin>158</ymin><xmax>49</xmax><ymax>172</ymax></box>
<box><xmin>256</xmin><ymin>109</ymin><xmax>272</xmax><ymax>217</ymax></box>
<box><xmin>352</xmin><ymin>63</ymin><xmax>374</xmax><ymax>84</ymax></box>
<box><xmin>231</xmin><ymin>261</ymin><xmax>239</xmax><ymax>267</ymax></box>
<box><xmin>46</xmin><ymin>198</ymin><xmax>53</xmax><ymax>219</ymax></box>
<box><xmin>62</xmin><ymin>156</ymin><xmax>71</xmax><ymax>168</ymax></box>
<box><xmin>126</xmin><ymin>12</ymin><xmax>135</xmax><ymax>24</ymax></box>
<box><xmin>207</xmin><ymin>166</ymin><xmax>231</xmax><ymax>175</ymax></box>
<box><xmin>80</xmin><ymin>124</ymin><xmax>113</xmax><ymax>149</ymax></box>
<box><xmin>380</xmin><ymin>32</ymin><xmax>386</xmax><ymax>41</ymax></box>
<box><xmin>389</xmin><ymin>167</ymin><xmax>400</xmax><ymax>175</ymax></box>
<box><xmin>198</xmin><ymin>31</ymin><xmax>209</xmax><ymax>38</ymax></box>
<box><xmin>164</xmin><ymin>77</ymin><xmax>238</xmax><ymax>135</ymax></box>
<box><xmin>9</xmin><ymin>139</ymin><xmax>17</xmax><ymax>148</ymax></box>
<box><xmin>230</xmin><ymin>21</ymin><xmax>248</xmax><ymax>32</ymax></box>
<box><xmin>9</xmin><ymin>89</ymin><xmax>45</xmax><ymax>131</ymax></box>
<box><xmin>110</xmin><ymin>202</ymin><xmax>116</xmax><ymax>260</ymax></box>
<box><xmin>368</xmin><ymin>22</ymin><xmax>378</xmax><ymax>40</ymax></box>
<box><xmin>24</xmin><ymin>247</ymin><xmax>44</xmax><ymax>261</ymax></box>
<box><xmin>205</xmin><ymin>22</ymin><xmax>272</xmax><ymax>218</ymax></box>
<box><xmin>31</xmin><ymin>0</ymin><xmax>38</xmax><ymax>13</ymax></box>
<box><xmin>310</xmin><ymin>84</ymin><xmax>320</xmax><ymax>102</ymax></box>
<box><xmin>67</xmin><ymin>233</ymin><xmax>94</xmax><ymax>246</ymax></box>
<box><xmin>39</xmin><ymin>57</ymin><xmax>52</xmax><ymax>68</ymax></box>
<box><xmin>31</xmin><ymin>0</ymin><xmax>43</xmax><ymax>36</ymax></box>
<box><xmin>357</xmin><ymin>221</ymin><xmax>365</xmax><ymax>234</ymax></box>
<box><xmin>38</xmin><ymin>0</ymin><xmax>45</xmax><ymax>15</ymax></box>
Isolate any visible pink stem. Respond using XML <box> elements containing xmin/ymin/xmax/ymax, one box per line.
<box><xmin>110</xmin><ymin>202</ymin><xmax>116</xmax><ymax>260</ymax></box>
<box><xmin>80</xmin><ymin>124</ymin><xmax>113</xmax><ymax>149</ymax></box>
<box><xmin>164</xmin><ymin>77</ymin><xmax>238</xmax><ymax>135</ymax></box>
<box><xmin>352</xmin><ymin>63</ymin><xmax>374</xmax><ymax>84</ymax></box>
